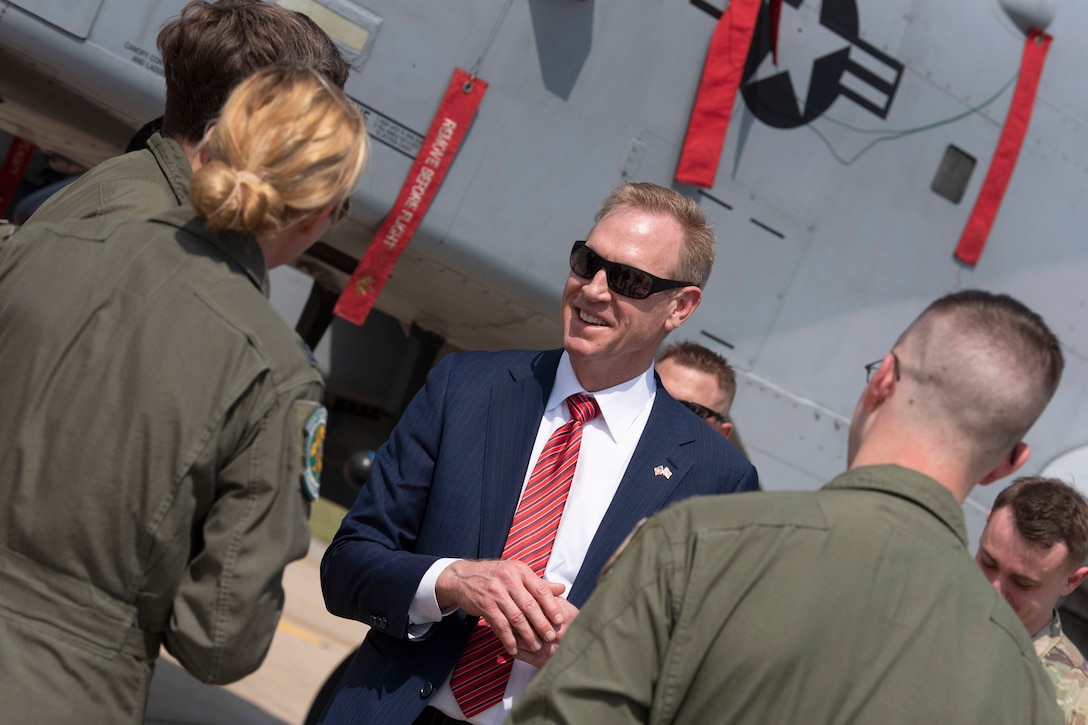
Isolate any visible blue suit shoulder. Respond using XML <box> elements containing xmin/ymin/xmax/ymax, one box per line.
<box><xmin>436</xmin><ymin>348</ymin><xmax>559</xmax><ymax>374</ymax></box>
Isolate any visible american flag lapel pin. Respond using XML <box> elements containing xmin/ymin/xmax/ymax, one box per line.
<box><xmin>653</xmin><ymin>465</ymin><xmax>673</xmax><ymax>479</ymax></box>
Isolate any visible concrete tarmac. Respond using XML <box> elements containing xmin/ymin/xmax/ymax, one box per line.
<box><xmin>145</xmin><ymin>539</ymin><xmax>369</xmax><ymax>725</ymax></box>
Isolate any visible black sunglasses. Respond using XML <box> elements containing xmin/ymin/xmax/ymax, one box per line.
<box><xmin>678</xmin><ymin>399</ymin><xmax>728</xmax><ymax>424</ymax></box>
<box><xmin>570</xmin><ymin>241</ymin><xmax>693</xmax><ymax>300</ymax></box>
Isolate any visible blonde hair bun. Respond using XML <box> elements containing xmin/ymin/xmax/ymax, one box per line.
<box><xmin>188</xmin><ymin>64</ymin><xmax>368</xmax><ymax>235</ymax></box>
<box><xmin>192</xmin><ymin>161</ymin><xmax>284</xmax><ymax>232</ymax></box>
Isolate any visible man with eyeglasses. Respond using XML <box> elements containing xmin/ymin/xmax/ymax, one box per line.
<box><xmin>656</xmin><ymin>341</ymin><xmax>736</xmax><ymax>440</ymax></box>
<box><xmin>511</xmin><ymin>290</ymin><xmax>1065</xmax><ymax>725</ymax></box>
<box><xmin>318</xmin><ymin>181</ymin><xmax>758</xmax><ymax>725</ymax></box>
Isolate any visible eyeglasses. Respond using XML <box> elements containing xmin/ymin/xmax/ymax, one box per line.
<box><xmin>332</xmin><ymin>197</ymin><xmax>352</xmax><ymax>223</ymax></box>
<box><xmin>678</xmin><ymin>399</ymin><xmax>728</xmax><ymax>424</ymax></box>
<box><xmin>864</xmin><ymin>352</ymin><xmax>901</xmax><ymax>383</ymax></box>
<box><xmin>570</xmin><ymin>241</ymin><xmax>693</xmax><ymax>300</ymax></box>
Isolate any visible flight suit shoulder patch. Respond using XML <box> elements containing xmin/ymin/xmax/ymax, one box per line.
<box><xmin>297</xmin><ymin>402</ymin><xmax>327</xmax><ymax>501</ymax></box>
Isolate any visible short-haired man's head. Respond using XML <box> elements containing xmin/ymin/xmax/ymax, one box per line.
<box><xmin>894</xmin><ymin>290</ymin><xmax>1063</xmax><ymax>463</ymax></box>
<box><xmin>595</xmin><ymin>182</ymin><xmax>715</xmax><ymax>288</ymax></box>
<box><xmin>158</xmin><ymin>0</ymin><xmax>350</xmax><ymax>144</ymax></box>
<box><xmin>993</xmin><ymin>477</ymin><xmax>1088</xmax><ymax>568</ymax></box>
<box><xmin>190</xmin><ymin>64</ymin><xmax>368</xmax><ymax>234</ymax></box>
<box><xmin>657</xmin><ymin>341</ymin><xmax>736</xmax><ymax>409</ymax></box>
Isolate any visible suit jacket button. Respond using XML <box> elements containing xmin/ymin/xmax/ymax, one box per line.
<box><xmin>420</xmin><ymin>682</ymin><xmax>434</xmax><ymax>698</ymax></box>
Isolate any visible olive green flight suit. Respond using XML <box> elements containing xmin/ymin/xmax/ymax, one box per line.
<box><xmin>512</xmin><ymin>465</ymin><xmax>1063</xmax><ymax>725</ymax></box>
<box><xmin>0</xmin><ymin>206</ymin><xmax>324</xmax><ymax>724</ymax></box>
<box><xmin>25</xmin><ymin>130</ymin><xmax>190</xmax><ymax>224</ymax></box>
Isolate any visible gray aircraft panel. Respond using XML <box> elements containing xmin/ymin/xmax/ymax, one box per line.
<box><xmin>346</xmin><ymin>2</ymin><xmax>496</xmax><ymax>124</ymax></box>
<box><xmin>0</xmin><ymin>2</ymin><xmax>168</xmax><ymax>165</ymax></box>
<box><xmin>627</xmin><ymin>7</ymin><xmax>723</xmax><ymax>145</ymax></box>
<box><xmin>1037</xmin><ymin>7</ymin><xmax>1088</xmax><ymax>123</ymax></box>
<box><xmin>730</xmin><ymin>373</ymin><xmax>847</xmax><ymax>492</ymax></box>
<box><xmin>8</xmin><ymin>0</ymin><xmax>105</xmax><ymax>39</ymax></box>
<box><xmin>896</xmin><ymin>0</ymin><xmax>1024</xmax><ymax>114</ymax></box>
<box><xmin>686</xmin><ymin>187</ymin><xmax>814</xmax><ymax>370</ymax></box>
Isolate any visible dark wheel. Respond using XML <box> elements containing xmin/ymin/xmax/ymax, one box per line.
<box><xmin>342</xmin><ymin>450</ymin><xmax>375</xmax><ymax>490</ymax></box>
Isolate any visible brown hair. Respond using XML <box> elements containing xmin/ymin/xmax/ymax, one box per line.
<box><xmin>157</xmin><ymin>0</ymin><xmax>350</xmax><ymax>144</ymax></box>
<box><xmin>895</xmin><ymin>290</ymin><xmax>1063</xmax><ymax>463</ymax></box>
<box><xmin>657</xmin><ymin>341</ymin><xmax>737</xmax><ymax>408</ymax></box>
<box><xmin>993</xmin><ymin>477</ymin><xmax>1088</xmax><ymax>567</ymax></box>
<box><xmin>190</xmin><ymin>64</ymin><xmax>367</xmax><ymax>233</ymax></box>
<box><xmin>595</xmin><ymin>182</ymin><xmax>715</xmax><ymax>288</ymax></box>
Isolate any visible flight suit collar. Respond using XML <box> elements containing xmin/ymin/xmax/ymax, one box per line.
<box><xmin>822</xmin><ymin>464</ymin><xmax>968</xmax><ymax>547</ymax></box>
<box><xmin>150</xmin><ymin>205</ymin><xmax>269</xmax><ymax>296</ymax></box>
<box><xmin>146</xmin><ymin>130</ymin><xmax>192</xmax><ymax>206</ymax></box>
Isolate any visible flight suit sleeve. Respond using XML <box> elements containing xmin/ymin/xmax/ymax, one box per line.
<box><xmin>509</xmin><ymin>517</ymin><xmax>677</xmax><ymax>725</ymax></box>
<box><xmin>164</xmin><ymin>379</ymin><xmax>319</xmax><ymax>684</ymax></box>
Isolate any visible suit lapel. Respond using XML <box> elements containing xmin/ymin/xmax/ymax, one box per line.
<box><xmin>479</xmin><ymin>350</ymin><xmax>562</xmax><ymax>558</ymax></box>
<box><xmin>569</xmin><ymin>394</ymin><xmax>695</xmax><ymax>605</ymax></box>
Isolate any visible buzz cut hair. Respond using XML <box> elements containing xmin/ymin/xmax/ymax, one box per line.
<box><xmin>895</xmin><ymin>290</ymin><xmax>1063</xmax><ymax>463</ymax></box>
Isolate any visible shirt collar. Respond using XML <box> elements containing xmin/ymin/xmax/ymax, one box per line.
<box><xmin>147</xmin><ymin>131</ymin><xmax>192</xmax><ymax>205</ymax></box>
<box><xmin>151</xmin><ymin>205</ymin><xmax>269</xmax><ymax>295</ymax></box>
<box><xmin>547</xmin><ymin>351</ymin><xmax>656</xmax><ymax>442</ymax></box>
<box><xmin>822</xmin><ymin>464</ymin><xmax>969</xmax><ymax>547</ymax></box>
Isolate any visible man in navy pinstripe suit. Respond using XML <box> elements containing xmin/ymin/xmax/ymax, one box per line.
<box><xmin>318</xmin><ymin>182</ymin><xmax>759</xmax><ymax>725</ymax></box>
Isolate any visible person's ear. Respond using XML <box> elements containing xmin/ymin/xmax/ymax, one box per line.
<box><xmin>197</xmin><ymin>123</ymin><xmax>216</xmax><ymax>164</ymax></box>
<box><xmin>664</xmin><ymin>286</ymin><xmax>702</xmax><ymax>332</ymax></box>
<box><xmin>720</xmin><ymin>420</ymin><xmax>734</xmax><ymax>440</ymax></box>
<box><xmin>861</xmin><ymin>352</ymin><xmax>898</xmax><ymax>413</ymax></box>
<box><xmin>979</xmin><ymin>442</ymin><xmax>1030</xmax><ymax>485</ymax></box>
<box><xmin>1062</xmin><ymin>566</ymin><xmax>1088</xmax><ymax>597</ymax></box>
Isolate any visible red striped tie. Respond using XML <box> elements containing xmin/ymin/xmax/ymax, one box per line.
<box><xmin>449</xmin><ymin>393</ymin><xmax>600</xmax><ymax>717</ymax></box>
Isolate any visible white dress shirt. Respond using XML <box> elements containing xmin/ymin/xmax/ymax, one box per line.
<box><xmin>411</xmin><ymin>351</ymin><xmax>657</xmax><ymax>724</ymax></box>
